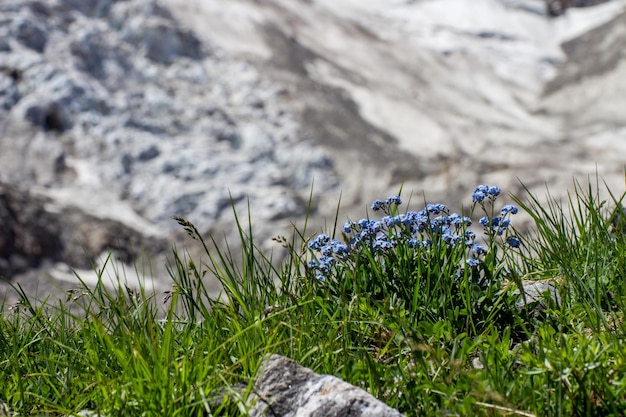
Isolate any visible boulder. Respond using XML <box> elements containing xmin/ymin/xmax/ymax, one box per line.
<box><xmin>0</xmin><ymin>182</ymin><xmax>167</xmax><ymax>279</ymax></box>
<box><xmin>248</xmin><ymin>354</ymin><xmax>404</xmax><ymax>417</ymax></box>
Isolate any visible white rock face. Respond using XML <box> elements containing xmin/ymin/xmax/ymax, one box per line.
<box><xmin>163</xmin><ymin>0</ymin><xmax>626</xmax><ymax>212</ymax></box>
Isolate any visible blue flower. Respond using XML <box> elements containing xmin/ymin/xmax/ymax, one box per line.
<box><xmin>386</xmin><ymin>195</ymin><xmax>402</xmax><ymax>206</ymax></box>
<box><xmin>488</xmin><ymin>186</ymin><xmax>501</xmax><ymax>197</ymax></box>
<box><xmin>472</xmin><ymin>192</ymin><xmax>486</xmax><ymax>203</ymax></box>
<box><xmin>373</xmin><ymin>238</ymin><xmax>394</xmax><ymax>252</ymax></box>
<box><xmin>506</xmin><ymin>237</ymin><xmax>521</xmax><ymax>248</ymax></box>
<box><xmin>335</xmin><ymin>243</ymin><xmax>350</xmax><ymax>255</ymax></box>
<box><xmin>307</xmin><ymin>255</ymin><xmax>337</xmax><ymax>281</ymax></box>
<box><xmin>447</xmin><ymin>213</ymin><xmax>462</xmax><ymax>227</ymax></box>
<box><xmin>358</xmin><ymin>227</ymin><xmax>376</xmax><ymax>241</ymax></box>
<box><xmin>407</xmin><ymin>237</ymin><xmax>421</xmax><ymax>248</ymax></box>
<box><xmin>343</xmin><ymin>221</ymin><xmax>353</xmax><ymax>234</ymax></box>
<box><xmin>442</xmin><ymin>231</ymin><xmax>462</xmax><ymax>246</ymax></box>
<box><xmin>466</xmin><ymin>258</ymin><xmax>480</xmax><ymax>268</ymax></box>
<box><xmin>321</xmin><ymin>245</ymin><xmax>334</xmax><ymax>256</ymax></box>
<box><xmin>308</xmin><ymin>233</ymin><xmax>330</xmax><ymax>250</ymax></box>
<box><xmin>426</xmin><ymin>203</ymin><xmax>446</xmax><ymax>215</ymax></box>
<box><xmin>399</xmin><ymin>213</ymin><xmax>413</xmax><ymax>227</ymax></box>
<box><xmin>479</xmin><ymin>216</ymin><xmax>489</xmax><ymax>227</ymax></box>
<box><xmin>500</xmin><ymin>205</ymin><xmax>519</xmax><ymax>216</ymax></box>
<box><xmin>471</xmin><ymin>244</ymin><xmax>488</xmax><ymax>256</ymax></box>
<box><xmin>358</xmin><ymin>218</ymin><xmax>371</xmax><ymax>229</ymax></box>
<box><xmin>371</xmin><ymin>195</ymin><xmax>402</xmax><ymax>213</ymax></box>
<box><xmin>474</xmin><ymin>185</ymin><xmax>501</xmax><ymax>201</ymax></box>
<box><xmin>371</xmin><ymin>199</ymin><xmax>385</xmax><ymax>211</ymax></box>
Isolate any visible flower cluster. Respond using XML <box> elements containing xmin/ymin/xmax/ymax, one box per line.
<box><xmin>371</xmin><ymin>195</ymin><xmax>402</xmax><ymax>212</ymax></box>
<box><xmin>306</xmin><ymin>185</ymin><xmax>521</xmax><ymax>280</ymax></box>
<box><xmin>477</xmin><ymin>205</ymin><xmax>519</xmax><ymax>241</ymax></box>
<box><xmin>472</xmin><ymin>184</ymin><xmax>502</xmax><ymax>203</ymax></box>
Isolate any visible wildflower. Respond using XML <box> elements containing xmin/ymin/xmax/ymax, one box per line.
<box><xmin>506</xmin><ymin>237</ymin><xmax>521</xmax><ymax>248</ymax></box>
<box><xmin>464</xmin><ymin>229</ymin><xmax>476</xmax><ymax>245</ymax></box>
<box><xmin>488</xmin><ymin>186</ymin><xmax>501</xmax><ymax>197</ymax></box>
<box><xmin>371</xmin><ymin>199</ymin><xmax>385</xmax><ymax>211</ymax></box>
<box><xmin>426</xmin><ymin>203</ymin><xmax>446</xmax><ymax>215</ymax></box>
<box><xmin>472</xmin><ymin>191</ymin><xmax>486</xmax><ymax>203</ymax></box>
<box><xmin>343</xmin><ymin>221</ymin><xmax>353</xmax><ymax>234</ymax></box>
<box><xmin>474</xmin><ymin>185</ymin><xmax>501</xmax><ymax>202</ymax></box>
<box><xmin>358</xmin><ymin>218</ymin><xmax>371</xmax><ymax>229</ymax></box>
<box><xmin>407</xmin><ymin>237</ymin><xmax>421</xmax><ymax>248</ymax></box>
<box><xmin>358</xmin><ymin>227</ymin><xmax>376</xmax><ymax>241</ymax></box>
<box><xmin>386</xmin><ymin>195</ymin><xmax>402</xmax><ymax>206</ymax></box>
<box><xmin>447</xmin><ymin>213</ymin><xmax>462</xmax><ymax>227</ymax></box>
<box><xmin>321</xmin><ymin>245</ymin><xmax>334</xmax><ymax>256</ymax></box>
<box><xmin>399</xmin><ymin>213</ymin><xmax>413</xmax><ymax>227</ymax></box>
<box><xmin>373</xmin><ymin>237</ymin><xmax>394</xmax><ymax>252</ymax></box>
<box><xmin>308</xmin><ymin>233</ymin><xmax>330</xmax><ymax>250</ymax></box>
<box><xmin>333</xmin><ymin>242</ymin><xmax>350</xmax><ymax>255</ymax></box>
<box><xmin>443</xmin><ymin>231</ymin><xmax>462</xmax><ymax>247</ymax></box>
<box><xmin>466</xmin><ymin>258</ymin><xmax>480</xmax><ymax>268</ymax></box>
<box><xmin>411</xmin><ymin>222</ymin><xmax>426</xmax><ymax>234</ymax></box>
<box><xmin>500</xmin><ymin>204</ymin><xmax>519</xmax><ymax>216</ymax></box>
<box><xmin>479</xmin><ymin>216</ymin><xmax>489</xmax><ymax>227</ymax></box>
<box><xmin>430</xmin><ymin>216</ymin><xmax>444</xmax><ymax>231</ymax></box>
<box><xmin>382</xmin><ymin>215</ymin><xmax>399</xmax><ymax>228</ymax></box>
<box><xmin>319</xmin><ymin>255</ymin><xmax>336</xmax><ymax>268</ymax></box>
<box><xmin>371</xmin><ymin>195</ymin><xmax>402</xmax><ymax>213</ymax></box>
<box><xmin>307</xmin><ymin>259</ymin><xmax>319</xmax><ymax>269</ymax></box>
<box><xmin>471</xmin><ymin>243</ymin><xmax>488</xmax><ymax>256</ymax></box>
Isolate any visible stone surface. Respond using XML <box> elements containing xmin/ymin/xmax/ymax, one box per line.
<box><xmin>248</xmin><ymin>354</ymin><xmax>404</xmax><ymax>417</ymax></box>
<box><xmin>0</xmin><ymin>182</ymin><xmax>168</xmax><ymax>278</ymax></box>
<box><xmin>513</xmin><ymin>279</ymin><xmax>562</xmax><ymax>318</ymax></box>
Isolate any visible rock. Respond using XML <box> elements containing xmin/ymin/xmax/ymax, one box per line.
<box><xmin>0</xmin><ymin>182</ymin><xmax>64</xmax><ymax>277</ymax></box>
<box><xmin>12</xmin><ymin>14</ymin><xmax>47</xmax><ymax>53</ymax></box>
<box><xmin>513</xmin><ymin>279</ymin><xmax>561</xmax><ymax>319</ymax></box>
<box><xmin>0</xmin><ymin>182</ymin><xmax>167</xmax><ymax>279</ymax></box>
<box><xmin>248</xmin><ymin>354</ymin><xmax>404</xmax><ymax>417</ymax></box>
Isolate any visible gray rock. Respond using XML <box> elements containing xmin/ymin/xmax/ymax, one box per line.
<box><xmin>11</xmin><ymin>14</ymin><xmax>47</xmax><ymax>53</ymax></box>
<box><xmin>0</xmin><ymin>182</ymin><xmax>167</xmax><ymax>277</ymax></box>
<box><xmin>248</xmin><ymin>354</ymin><xmax>404</xmax><ymax>417</ymax></box>
<box><xmin>513</xmin><ymin>279</ymin><xmax>561</xmax><ymax>318</ymax></box>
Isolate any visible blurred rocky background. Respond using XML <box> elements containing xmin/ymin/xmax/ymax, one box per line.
<box><xmin>1</xmin><ymin>0</ymin><xmax>625</xmax><ymax>304</ymax></box>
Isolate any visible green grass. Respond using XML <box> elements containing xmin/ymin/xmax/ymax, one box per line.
<box><xmin>2</xmin><ymin>180</ymin><xmax>626</xmax><ymax>416</ymax></box>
